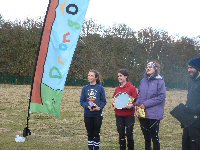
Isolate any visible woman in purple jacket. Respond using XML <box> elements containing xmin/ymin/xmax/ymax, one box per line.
<box><xmin>136</xmin><ymin>61</ymin><xmax>166</xmax><ymax>150</ymax></box>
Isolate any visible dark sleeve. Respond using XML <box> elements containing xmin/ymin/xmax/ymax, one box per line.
<box><xmin>99</xmin><ymin>86</ymin><xmax>107</xmax><ymax>109</ymax></box>
<box><xmin>193</xmin><ymin>104</ymin><xmax>200</xmax><ymax>115</ymax></box>
<box><xmin>143</xmin><ymin>80</ymin><xmax>166</xmax><ymax>108</ymax></box>
<box><xmin>193</xmin><ymin>83</ymin><xmax>200</xmax><ymax>114</ymax></box>
<box><xmin>80</xmin><ymin>86</ymin><xmax>89</xmax><ymax>109</ymax></box>
<box><xmin>187</xmin><ymin>82</ymin><xmax>200</xmax><ymax>115</ymax></box>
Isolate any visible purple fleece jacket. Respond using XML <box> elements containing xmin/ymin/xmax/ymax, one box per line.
<box><xmin>136</xmin><ymin>74</ymin><xmax>166</xmax><ymax>120</ymax></box>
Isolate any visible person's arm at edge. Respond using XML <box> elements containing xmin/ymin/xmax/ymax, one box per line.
<box><xmin>99</xmin><ymin>86</ymin><xmax>107</xmax><ymax>110</ymax></box>
<box><xmin>80</xmin><ymin>86</ymin><xmax>89</xmax><ymax>109</ymax></box>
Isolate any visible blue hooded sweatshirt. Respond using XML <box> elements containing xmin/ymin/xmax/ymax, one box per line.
<box><xmin>80</xmin><ymin>84</ymin><xmax>107</xmax><ymax>117</ymax></box>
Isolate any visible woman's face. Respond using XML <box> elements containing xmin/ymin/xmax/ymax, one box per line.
<box><xmin>117</xmin><ymin>73</ymin><xmax>127</xmax><ymax>83</ymax></box>
<box><xmin>88</xmin><ymin>71</ymin><xmax>96</xmax><ymax>83</ymax></box>
<box><xmin>146</xmin><ymin>62</ymin><xmax>156</xmax><ymax>75</ymax></box>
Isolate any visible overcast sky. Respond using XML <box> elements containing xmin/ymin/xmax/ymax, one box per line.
<box><xmin>0</xmin><ymin>0</ymin><xmax>200</xmax><ymax>38</ymax></box>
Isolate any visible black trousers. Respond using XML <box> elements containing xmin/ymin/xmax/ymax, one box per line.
<box><xmin>84</xmin><ymin>116</ymin><xmax>103</xmax><ymax>150</ymax></box>
<box><xmin>116</xmin><ymin>115</ymin><xmax>135</xmax><ymax>150</ymax></box>
<box><xmin>182</xmin><ymin>127</ymin><xmax>200</xmax><ymax>150</ymax></box>
<box><xmin>139</xmin><ymin>118</ymin><xmax>160</xmax><ymax>150</ymax></box>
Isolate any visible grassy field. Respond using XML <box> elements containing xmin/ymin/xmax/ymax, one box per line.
<box><xmin>0</xmin><ymin>85</ymin><xmax>187</xmax><ymax>150</ymax></box>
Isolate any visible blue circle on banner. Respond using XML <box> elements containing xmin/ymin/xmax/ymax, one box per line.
<box><xmin>59</xmin><ymin>43</ymin><xmax>68</xmax><ymax>51</ymax></box>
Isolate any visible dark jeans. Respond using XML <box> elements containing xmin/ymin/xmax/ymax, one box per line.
<box><xmin>84</xmin><ymin>116</ymin><xmax>103</xmax><ymax>150</ymax></box>
<box><xmin>116</xmin><ymin>115</ymin><xmax>135</xmax><ymax>150</ymax></box>
<box><xmin>139</xmin><ymin>118</ymin><xmax>160</xmax><ymax>150</ymax></box>
<box><xmin>182</xmin><ymin>127</ymin><xmax>200</xmax><ymax>150</ymax></box>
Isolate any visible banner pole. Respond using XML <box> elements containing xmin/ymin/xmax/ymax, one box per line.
<box><xmin>23</xmin><ymin>98</ymin><xmax>31</xmax><ymax>137</ymax></box>
<box><xmin>21</xmin><ymin>0</ymin><xmax>51</xmax><ymax>138</ymax></box>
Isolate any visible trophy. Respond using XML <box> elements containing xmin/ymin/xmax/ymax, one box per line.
<box><xmin>88</xmin><ymin>101</ymin><xmax>97</xmax><ymax>109</ymax></box>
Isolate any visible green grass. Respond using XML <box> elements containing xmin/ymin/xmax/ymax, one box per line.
<box><xmin>0</xmin><ymin>85</ymin><xmax>187</xmax><ymax>150</ymax></box>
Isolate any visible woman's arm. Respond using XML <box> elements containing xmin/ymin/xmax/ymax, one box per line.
<box><xmin>80</xmin><ymin>86</ymin><xmax>89</xmax><ymax>109</ymax></box>
<box><xmin>99</xmin><ymin>86</ymin><xmax>107</xmax><ymax>109</ymax></box>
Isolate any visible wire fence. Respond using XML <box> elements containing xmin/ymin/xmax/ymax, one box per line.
<box><xmin>0</xmin><ymin>74</ymin><xmax>188</xmax><ymax>90</ymax></box>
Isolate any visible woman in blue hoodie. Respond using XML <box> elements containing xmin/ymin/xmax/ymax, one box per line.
<box><xmin>80</xmin><ymin>69</ymin><xmax>107</xmax><ymax>150</ymax></box>
<box><xmin>136</xmin><ymin>61</ymin><xmax>166</xmax><ymax>150</ymax></box>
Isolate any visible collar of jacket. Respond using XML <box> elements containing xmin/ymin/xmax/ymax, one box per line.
<box><xmin>191</xmin><ymin>72</ymin><xmax>200</xmax><ymax>81</ymax></box>
<box><xmin>145</xmin><ymin>73</ymin><xmax>163</xmax><ymax>80</ymax></box>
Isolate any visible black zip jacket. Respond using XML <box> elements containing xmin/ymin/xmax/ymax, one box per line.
<box><xmin>186</xmin><ymin>76</ymin><xmax>200</xmax><ymax>128</ymax></box>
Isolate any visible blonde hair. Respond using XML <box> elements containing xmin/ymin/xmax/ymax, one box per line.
<box><xmin>148</xmin><ymin>60</ymin><xmax>161</xmax><ymax>75</ymax></box>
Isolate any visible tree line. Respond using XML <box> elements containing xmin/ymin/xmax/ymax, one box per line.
<box><xmin>0</xmin><ymin>15</ymin><xmax>200</xmax><ymax>88</ymax></box>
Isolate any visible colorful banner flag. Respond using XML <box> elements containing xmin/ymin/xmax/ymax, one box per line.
<box><xmin>30</xmin><ymin>0</ymin><xmax>90</xmax><ymax>118</ymax></box>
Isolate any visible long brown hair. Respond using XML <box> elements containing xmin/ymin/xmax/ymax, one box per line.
<box><xmin>89</xmin><ymin>69</ymin><xmax>101</xmax><ymax>84</ymax></box>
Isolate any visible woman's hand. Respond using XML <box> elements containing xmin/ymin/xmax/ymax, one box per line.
<box><xmin>126</xmin><ymin>103</ymin><xmax>134</xmax><ymax>109</ymax></box>
<box><xmin>88</xmin><ymin>106</ymin><xmax>93</xmax><ymax>111</ymax></box>
<box><xmin>88</xmin><ymin>105</ymin><xmax>101</xmax><ymax>111</ymax></box>
<box><xmin>92</xmin><ymin>106</ymin><xmax>101</xmax><ymax>111</ymax></box>
<box><xmin>140</xmin><ymin>104</ymin><xmax>145</xmax><ymax>109</ymax></box>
